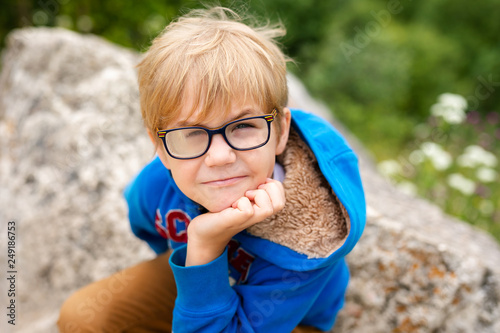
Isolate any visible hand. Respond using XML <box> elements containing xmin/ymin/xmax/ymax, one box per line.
<box><xmin>185</xmin><ymin>178</ymin><xmax>285</xmax><ymax>266</ymax></box>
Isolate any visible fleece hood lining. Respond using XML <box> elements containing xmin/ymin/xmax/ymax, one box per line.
<box><xmin>246</xmin><ymin>128</ymin><xmax>350</xmax><ymax>259</ymax></box>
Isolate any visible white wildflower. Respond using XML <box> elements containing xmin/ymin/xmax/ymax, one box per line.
<box><xmin>378</xmin><ymin>160</ymin><xmax>401</xmax><ymax>177</ymax></box>
<box><xmin>430</xmin><ymin>93</ymin><xmax>467</xmax><ymax>124</ymax></box>
<box><xmin>457</xmin><ymin>145</ymin><xmax>498</xmax><ymax>168</ymax></box>
<box><xmin>420</xmin><ymin>142</ymin><xmax>452</xmax><ymax>170</ymax></box>
<box><xmin>447</xmin><ymin>173</ymin><xmax>476</xmax><ymax>196</ymax></box>
<box><xmin>438</xmin><ymin>93</ymin><xmax>468</xmax><ymax>110</ymax></box>
<box><xmin>476</xmin><ymin>167</ymin><xmax>497</xmax><ymax>183</ymax></box>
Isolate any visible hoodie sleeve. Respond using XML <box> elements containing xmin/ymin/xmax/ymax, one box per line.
<box><xmin>169</xmin><ymin>245</ymin><xmax>349</xmax><ymax>332</ymax></box>
<box><xmin>123</xmin><ymin>156</ymin><xmax>170</xmax><ymax>255</ymax></box>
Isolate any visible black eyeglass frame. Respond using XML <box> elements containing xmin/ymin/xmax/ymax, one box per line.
<box><xmin>156</xmin><ymin>108</ymin><xmax>278</xmax><ymax>160</ymax></box>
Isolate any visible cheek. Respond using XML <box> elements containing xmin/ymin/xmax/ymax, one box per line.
<box><xmin>247</xmin><ymin>148</ymin><xmax>277</xmax><ymax>179</ymax></box>
<box><xmin>155</xmin><ymin>146</ymin><xmax>171</xmax><ymax>170</ymax></box>
<box><xmin>169</xmin><ymin>161</ymin><xmax>195</xmax><ymax>185</ymax></box>
<box><xmin>169</xmin><ymin>160</ymin><xmax>203</xmax><ymax>195</ymax></box>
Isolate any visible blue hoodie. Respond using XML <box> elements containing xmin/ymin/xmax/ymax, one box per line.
<box><xmin>125</xmin><ymin>109</ymin><xmax>366</xmax><ymax>332</ymax></box>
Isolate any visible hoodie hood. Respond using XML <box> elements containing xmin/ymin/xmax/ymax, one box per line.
<box><xmin>246</xmin><ymin>128</ymin><xmax>350</xmax><ymax>258</ymax></box>
<box><xmin>234</xmin><ymin>109</ymin><xmax>366</xmax><ymax>271</ymax></box>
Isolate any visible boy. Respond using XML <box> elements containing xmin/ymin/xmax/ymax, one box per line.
<box><xmin>58</xmin><ymin>7</ymin><xmax>365</xmax><ymax>333</ymax></box>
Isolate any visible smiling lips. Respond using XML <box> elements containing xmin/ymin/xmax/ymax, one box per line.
<box><xmin>202</xmin><ymin>176</ymin><xmax>246</xmax><ymax>187</ymax></box>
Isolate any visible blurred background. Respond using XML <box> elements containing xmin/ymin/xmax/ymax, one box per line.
<box><xmin>1</xmin><ymin>0</ymin><xmax>499</xmax><ymax>242</ymax></box>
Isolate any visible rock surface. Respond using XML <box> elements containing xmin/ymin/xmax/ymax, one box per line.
<box><xmin>1</xmin><ymin>28</ymin><xmax>499</xmax><ymax>333</ymax></box>
<box><xmin>0</xmin><ymin>27</ymin><xmax>154</xmax><ymax>333</ymax></box>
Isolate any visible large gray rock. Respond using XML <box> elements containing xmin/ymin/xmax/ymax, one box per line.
<box><xmin>0</xmin><ymin>27</ymin><xmax>153</xmax><ymax>333</ymax></box>
<box><xmin>1</xmin><ymin>28</ymin><xmax>499</xmax><ymax>333</ymax></box>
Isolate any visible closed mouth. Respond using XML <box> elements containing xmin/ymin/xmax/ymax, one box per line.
<box><xmin>202</xmin><ymin>176</ymin><xmax>246</xmax><ymax>187</ymax></box>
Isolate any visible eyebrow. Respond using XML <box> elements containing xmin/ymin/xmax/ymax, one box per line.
<box><xmin>175</xmin><ymin>109</ymin><xmax>258</xmax><ymax>128</ymax></box>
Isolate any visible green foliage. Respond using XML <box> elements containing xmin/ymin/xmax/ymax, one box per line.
<box><xmin>1</xmin><ymin>0</ymin><xmax>499</xmax><ymax>240</ymax></box>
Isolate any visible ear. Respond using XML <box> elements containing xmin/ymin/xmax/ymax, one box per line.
<box><xmin>147</xmin><ymin>129</ymin><xmax>156</xmax><ymax>144</ymax></box>
<box><xmin>147</xmin><ymin>129</ymin><xmax>171</xmax><ymax>170</ymax></box>
<box><xmin>275</xmin><ymin>107</ymin><xmax>292</xmax><ymax>155</ymax></box>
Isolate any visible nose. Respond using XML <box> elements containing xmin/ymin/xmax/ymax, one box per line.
<box><xmin>204</xmin><ymin>134</ymin><xmax>236</xmax><ymax>166</ymax></box>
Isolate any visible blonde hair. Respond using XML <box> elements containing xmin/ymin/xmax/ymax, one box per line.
<box><xmin>137</xmin><ymin>7</ymin><xmax>290</xmax><ymax>137</ymax></box>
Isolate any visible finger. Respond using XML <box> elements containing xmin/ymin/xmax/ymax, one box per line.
<box><xmin>258</xmin><ymin>178</ymin><xmax>285</xmax><ymax>197</ymax></box>
<box><xmin>257</xmin><ymin>179</ymin><xmax>286</xmax><ymax>212</ymax></box>
<box><xmin>233</xmin><ymin>196</ymin><xmax>253</xmax><ymax>213</ymax></box>
<box><xmin>247</xmin><ymin>188</ymin><xmax>274</xmax><ymax>219</ymax></box>
<box><xmin>219</xmin><ymin>196</ymin><xmax>254</xmax><ymax>228</ymax></box>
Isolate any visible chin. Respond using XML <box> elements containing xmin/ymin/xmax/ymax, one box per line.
<box><xmin>204</xmin><ymin>202</ymin><xmax>233</xmax><ymax>213</ymax></box>
<box><xmin>197</xmin><ymin>179</ymin><xmax>261</xmax><ymax>213</ymax></box>
<box><xmin>202</xmin><ymin>192</ymin><xmax>243</xmax><ymax>213</ymax></box>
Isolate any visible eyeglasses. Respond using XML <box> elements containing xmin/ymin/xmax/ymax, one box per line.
<box><xmin>157</xmin><ymin>109</ymin><xmax>277</xmax><ymax>159</ymax></box>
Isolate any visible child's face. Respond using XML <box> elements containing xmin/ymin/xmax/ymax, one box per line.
<box><xmin>154</xmin><ymin>100</ymin><xmax>291</xmax><ymax>213</ymax></box>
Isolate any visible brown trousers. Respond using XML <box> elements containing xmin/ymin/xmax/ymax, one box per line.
<box><xmin>57</xmin><ymin>251</ymin><xmax>323</xmax><ymax>333</ymax></box>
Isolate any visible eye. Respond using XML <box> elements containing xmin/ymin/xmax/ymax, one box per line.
<box><xmin>233</xmin><ymin>122</ymin><xmax>256</xmax><ymax>130</ymax></box>
<box><xmin>184</xmin><ymin>129</ymin><xmax>206</xmax><ymax>138</ymax></box>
